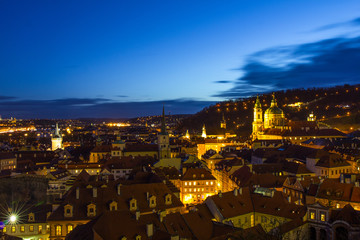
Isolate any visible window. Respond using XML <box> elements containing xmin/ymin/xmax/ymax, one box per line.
<box><xmin>193</xmin><ymin>181</ymin><xmax>196</xmax><ymax>185</ymax></box>
<box><xmin>11</xmin><ymin>226</ymin><xmax>15</xmax><ymax>233</ymax></box>
<box><xmin>20</xmin><ymin>226</ymin><xmax>25</xmax><ymax>232</ymax></box>
<box><xmin>185</xmin><ymin>182</ymin><xmax>187</xmax><ymax>186</ymax></box>
<box><xmin>39</xmin><ymin>225</ymin><xmax>42</xmax><ymax>233</ymax></box>
<box><xmin>206</xmin><ymin>181</ymin><xmax>209</xmax><ymax>185</ymax></box>
<box><xmin>320</xmin><ymin>213</ymin><xmax>326</xmax><ymax>221</ymax></box>
<box><xmin>29</xmin><ymin>225</ymin><xmax>34</xmax><ymax>232</ymax></box>
<box><xmin>189</xmin><ymin>182</ymin><xmax>192</xmax><ymax>186</ymax></box>
<box><xmin>56</xmin><ymin>225</ymin><xmax>62</xmax><ymax>236</ymax></box>
<box><xmin>336</xmin><ymin>203</ymin><xmax>340</xmax><ymax>208</ymax></box>
<box><xmin>211</xmin><ymin>181</ymin><xmax>213</xmax><ymax>185</ymax></box>
<box><xmin>67</xmin><ymin>225</ymin><xmax>73</xmax><ymax>233</ymax></box>
<box><xmin>310</xmin><ymin>211</ymin><xmax>315</xmax><ymax>220</ymax></box>
<box><xmin>3</xmin><ymin>227</ymin><xmax>6</xmax><ymax>233</ymax></box>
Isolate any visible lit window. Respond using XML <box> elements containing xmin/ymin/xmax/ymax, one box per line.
<box><xmin>20</xmin><ymin>226</ymin><xmax>25</xmax><ymax>232</ymax></box>
<box><xmin>11</xmin><ymin>226</ymin><xmax>15</xmax><ymax>233</ymax></box>
<box><xmin>189</xmin><ymin>182</ymin><xmax>192</xmax><ymax>186</ymax></box>
<box><xmin>193</xmin><ymin>181</ymin><xmax>196</xmax><ymax>185</ymax></box>
<box><xmin>206</xmin><ymin>182</ymin><xmax>209</xmax><ymax>185</ymax></box>
<box><xmin>320</xmin><ymin>213</ymin><xmax>326</xmax><ymax>221</ymax></box>
<box><xmin>211</xmin><ymin>181</ymin><xmax>213</xmax><ymax>185</ymax></box>
<box><xmin>3</xmin><ymin>227</ymin><xmax>6</xmax><ymax>233</ymax></box>
<box><xmin>29</xmin><ymin>225</ymin><xmax>34</xmax><ymax>232</ymax></box>
<box><xmin>56</xmin><ymin>225</ymin><xmax>62</xmax><ymax>236</ymax></box>
<box><xmin>310</xmin><ymin>211</ymin><xmax>315</xmax><ymax>220</ymax></box>
<box><xmin>39</xmin><ymin>225</ymin><xmax>42</xmax><ymax>233</ymax></box>
<box><xmin>67</xmin><ymin>225</ymin><xmax>73</xmax><ymax>233</ymax></box>
<box><xmin>336</xmin><ymin>203</ymin><xmax>340</xmax><ymax>208</ymax></box>
<box><xmin>185</xmin><ymin>182</ymin><xmax>187</xmax><ymax>186</ymax></box>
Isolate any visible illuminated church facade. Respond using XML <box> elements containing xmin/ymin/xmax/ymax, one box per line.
<box><xmin>252</xmin><ymin>94</ymin><xmax>285</xmax><ymax>139</ymax></box>
<box><xmin>252</xmin><ymin>94</ymin><xmax>346</xmax><ymax>143</ymax></box>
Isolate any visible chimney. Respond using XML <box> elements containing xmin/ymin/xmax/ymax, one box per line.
<box><xmin>146</xmin><ymin>223</ymin><xmax>154</xmax><ymax>237</ymax></box>
<box><xmin>76</xmin><ymin>187</ymin><xmax>80</xmax><ymax>200</ymax></box>
<box><xmin>239</xmin><ymin>188</ymin><xmax>243</xmax><ymax>195</ymax></box>
<box><xmin>93</xmin><ymin>187</ymin><xmax>97</xmax><ymax>198</ymax></box>
<box><xmin>117</xmin><ymin>184</ymin><xmax>122</xmax><ymax>195</ymax></box>
<box><xmin>135</xmin><ymin>210</ymin><xmax>140</xmax><ymax>221</ymax></box>
<box><xmin>233</xmin><ymin>189</ymin><xmax>238</xmax><ymax>196</ymax></box>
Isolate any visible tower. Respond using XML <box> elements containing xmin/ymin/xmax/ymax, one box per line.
<box><xmin>51</xmin><ymin>123</ymin><xmax>63</xmax><ymax>151</ymax></box>
<box><xmin>220</xmin><ymin>114</ymin><xmax>226</xmax><ymax>129</ymax></box>
<box><xmin>185</xmin><ymin>130</ymin><xmax>190</xmax><ymax>139</ymax></box>
<box><xmin>202</xmin><ymin>124</ymin><xmax>207</xmax><ymax>138</ymax></box>
<box><xmin>158</xmin><ymin>106</ymin><xmax>171</xmax><ymax>159</ymax></box>
<box><xmin>252</xmin><ymin>96</ymin><xmax>263</xmax><ymax>138</ymax></box>
<box><xmin>307</xmin><ymin>112</ymin><xmax>316</xmax><ymax>121</ymax></box>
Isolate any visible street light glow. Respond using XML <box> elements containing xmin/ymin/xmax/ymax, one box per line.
<box><xmin>9</xmin><ymin>214</ymin><xmax>17</xmax><ymax>224</ymax></box>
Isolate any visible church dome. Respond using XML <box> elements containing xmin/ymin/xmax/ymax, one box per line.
<box><xmin>265</xmin><ymin>105</ymin><xmax>284</xmax><ymax>115</ymax></box>
<box><xmin>265</xmin><ymin>94</ymin><xmax>283</xmax><ymax>115</ymax></box>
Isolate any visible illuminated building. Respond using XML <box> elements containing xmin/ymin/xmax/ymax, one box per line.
<box><xmin>51</xmin><ymin>123</ymin><xmax>63</xmax><ymax>151</ymax></box>
<box><xmin>252</xmin><ymin>95</ymin><xmax>346</xmax><ymax>142</ymax></box>
<box><xmin>202</xmin><ymin>124</ymin><xmax>207</xmax><ymax>138</ymax></box>
<box><xmin>180</xmin><ymin>168</ymin><xmax>217</xmax><ymax>204</ymax></box>
<box><xmin>158</xmin><ymin>106</ymin><xmax>171</xmax><ymax>159</ymax></box>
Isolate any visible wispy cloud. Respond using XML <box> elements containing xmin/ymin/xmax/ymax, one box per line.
<box><xmin>314</xmin><ymin>17</ymin><xmax>360</xmax><ymax>32</ymax></box>
<box><xmin>216</xmin><ymin>17</ymin><xmax>360</xmax><ymax>98</ymax></box>
<box><xmin>0</xmin><ymin>98</ymin><xmax>215</xmax><ymax>119</ymax></box>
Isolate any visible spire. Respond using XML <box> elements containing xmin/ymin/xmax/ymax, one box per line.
<box><xmin>202</xmin><ymin>124</ymin><xmax>207</xmax><ymax>138</ymax></box>
<box><xmin>271</xmin><ymin>93</ymin><xmax>277</xmax><ymax>107</ymax></box>
<box><xmin>53</xmin><ymin>122</ymin><xmax>61</xmax><ymax>138</ymax></box>
<box><xmin>255</xmin><ymin>95</ymin><xmax>261</xmax><ymax>108</ymax></box>
<box><xmin>160</xmin><ymin>105</ymin><xmax>167</xmax><ymax>134</ymax></box>
<box><xmin>55</xmin><ymin>123</ymin><xmax>59</xmax><ymax>136</ymax></box>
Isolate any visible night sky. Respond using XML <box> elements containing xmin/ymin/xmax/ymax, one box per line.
<box><xmin>1</xmin><ymin>0</ymin><xmax>360</xmax><ymax>119</ymax></box>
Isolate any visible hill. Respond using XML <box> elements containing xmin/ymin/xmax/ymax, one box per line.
<box><xmin>177</xmin><ymin>84</ymin><xmax>360</xmax><ymax>137</ymax></box>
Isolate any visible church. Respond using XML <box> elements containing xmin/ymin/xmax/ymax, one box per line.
<box><xmin>252</xmin><ymin>94</ymin><xmax>346</xmax><ymax>143</ymax></box>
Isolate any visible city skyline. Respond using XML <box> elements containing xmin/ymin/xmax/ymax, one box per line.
<box><xmin>1</xmin><ymin>0</ymin><xmax>360</xmax><ymax>118</ymax></box>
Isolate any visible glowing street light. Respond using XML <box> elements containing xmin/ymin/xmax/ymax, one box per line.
<box><xmin>9</xmin><ymin>214</ymin><xmax>17</xmax><ymax>224</ymax></box>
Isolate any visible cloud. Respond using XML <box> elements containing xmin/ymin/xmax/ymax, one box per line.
<box><xmin>213</xmin><ymin>80</ymin><xmax>233</xmax><ymax>84</ymax></box>
<box><xmin>0</xmin><ymin>96</ymin><xmax>16</xmax><ymax>101</ymax></box>
<box><xmin>116</xmin><ymin>95</ymin><xmax>128</xmax><ymax>98</ymax></box>
<box><xmin>215</xmin><ymin>35</ymin><xmax>360</xmax><ymax>98</ymax></box>
<box><xmin>313</xmin><ymin>17</ymin><xmax>360</xmax><ymax>32</ymax></box>
<box><xmin>0</xmin><ymin>98</ymin><xmax>215</xmax><ymax>119</ymax></box>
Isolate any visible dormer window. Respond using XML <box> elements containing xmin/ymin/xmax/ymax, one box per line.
<box><xmin>109</xmin><ymin>201</ymin><xmax>118</xmax><ymax>211</ymax></box>
<box><xmin>149</xmin><ymin>195</ymin><xmax>156</xmax><ymax>208</ymax></box>
<box><xmin>87</xmin><ymin>203</ymin><xmax>96</xmax><ymax>217</ymax></box>
<box><xmin>129</xmin><ymin>198</ymin><xmax>137</xmax><ymax>211</ymax></box>
<box><xmin>28</xmin><ymin>213</ymin><xmax>35</xmax><ymax>222</ymax></box>
<box><xmin>64</xmin><ymin>204</ymin><xmax>73</xmax><ymax>218</ymax></box>
<box><xmin>165</xmin><ymin>194</ymin><xmax>172</xmax><ymax>205</ymax></box>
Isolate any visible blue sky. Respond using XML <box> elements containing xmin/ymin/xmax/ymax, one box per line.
<box><xmin>0</xmin><ymin>0</ymin><xmax>360</xmax><ymax>118</ymax></box>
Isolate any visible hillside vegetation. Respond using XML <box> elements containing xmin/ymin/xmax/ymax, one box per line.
<box><xmin>178</xmin><ymin>84</ymin><xmax>360</xmax><ymax>137</ymax></box>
